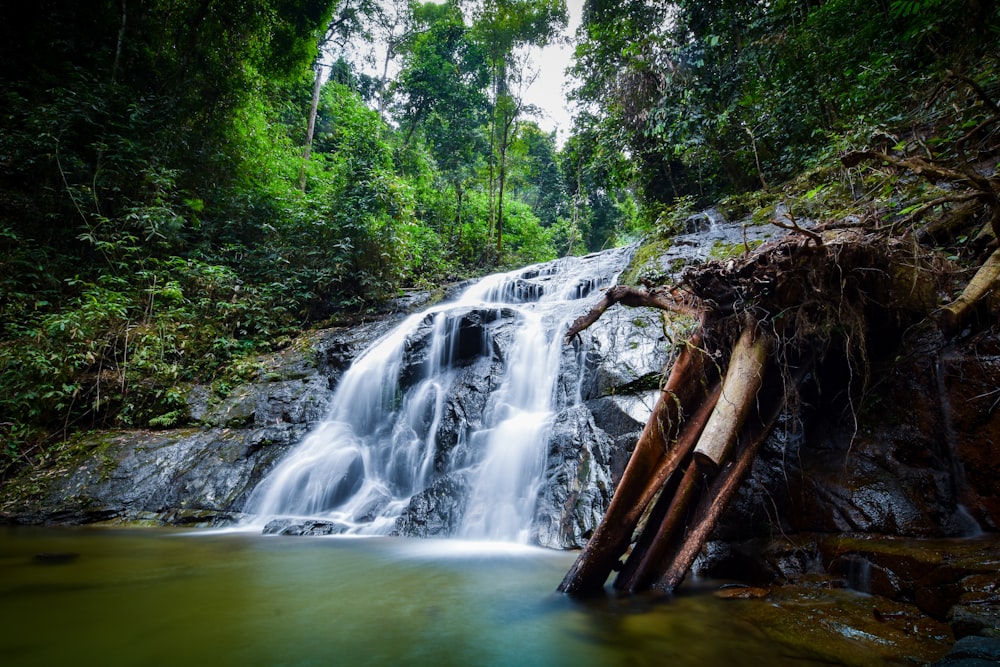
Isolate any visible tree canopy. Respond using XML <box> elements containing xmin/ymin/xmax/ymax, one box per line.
<box><xmin>1</xmin><ymin>0</ymin><xmax>997</xmax><ymax>474</ymax></box>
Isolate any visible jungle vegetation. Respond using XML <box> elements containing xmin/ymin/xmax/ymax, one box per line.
<box><xmin>1</xmin><ymin>0</ymin><xmax>997</xmax><ymax>476</ymax></box>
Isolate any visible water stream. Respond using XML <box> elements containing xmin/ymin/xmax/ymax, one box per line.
<box><xmin>245</xmin><ymin>247</ymin><xmax>635</xmax><ymax>540</ymax></box>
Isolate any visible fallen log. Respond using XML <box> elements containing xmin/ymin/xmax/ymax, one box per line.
<box><xmin>613</xmin><ymin>324</ymin><xmax>771</xmax><ymax>593</ymax></box>
<box><xmin>653</xmin><ymin>359</ymin><xmax>794</xmax><ymax>594</ymax></box>
<box><xmin>937</xmin><ymin>247</ymin><xmax>1000</xmax><ymax>336</ymax></box>
<box><xmin>614</xmin><ymin>457</ymin><xmax>710</xmax><ymax>593</ymax></box>
<box><xmin>556</xmin><ymin>331</ymin><xmax>714</xmax><ymax>595</ymax></box>
<box><xmin>693</xmin><ymin>325</ymin><xmax>772</xmax><ymax>469</ymax></box>
<box><xmin>620</xmin><ymin>381</ymin><xmax>722</xmax><ymax>543</ymax></box>
<box><xmin>558</xmin><ymin>217</ymin><xmax>947</xmax><ymax>598</ymax></box>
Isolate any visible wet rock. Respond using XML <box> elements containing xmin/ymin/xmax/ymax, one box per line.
<box><xmin>532</xmin><ymin>405</ymin><xmax>616</xmax><ymax>549</ymax></box>
<box><xmin>393</xmin><ymin>473</ymin><xmax>472</xmax><ymax>537</ymax></box>
<box><xmin>262</xmin><ymin>518</ymin><xmax>350</xmax><ymax>536</ymax></box>
<box><xmin>683</xmin><ymin>208</ymin><xmax>727</xmax><ymax>234</ymax></box>
<box><xmin>949</xmin><ymin>573</ymin><xmax>1000</xmax><ymax>639</ymax></box>
<box><xmin>712</xmin><ymin>584</ymin><xmax>771</xmax><ymax>599</ymax></box>
<box><xmin>695</xmin><ymin>537</ymin><xmax>824</xmax><ymax>584</ymax></box>
<box><xmin>940</xmin><ymin>334</ymin><xmax>1000</xmax><ymax>530</ymax></box>
<box><xmin>817</xmin><ymin>535</ymin><xmax>1000</xmax><ymax>625</ymax></box>
<box><xmin>751</xmin><ymin>345</ymin><xmax>988</xmax><ymax>541</ymax></box>
<box><xmin>579</xmin><ymin>305</ymin><xmax>672</xmax><ymax>399</ymax></box>
<box><xmin>0</xmin><ymin>425</ymin><xmax>305</xmax><ymax>526</ymax></box>
<box><xmin>188</xmin><ymin>319</ymin><xmax>404</xmax><ymax>430</ymax></box>
<box><xmin>352</xmin><ymin>489</ymin><xmax>393</xmax><ymax>524</ymax></box>
<box><xmin>585</xmin><ymin>393</ymin><xmax>654</xmax><ymax>481</ymax></box>
<box><xmin>396</xmin><ymin>308</ymin><xmax>519</xmax><ymax>399</ymax></box>
<box><xmin>425</xmin><ymin>355</ymin><xmax>503</xmax><ymax>470</ymax></box>
<box><xmin>932</xmin><ymin>636</ymin><xmax>1000</xmax><ymax>666</ymax></box>
<box><xmin>728</xmin><ymin>583</ymin><xmax>952</xmax><ymax>666</ymax></box>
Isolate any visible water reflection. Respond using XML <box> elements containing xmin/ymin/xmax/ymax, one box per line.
<box><xmin>0</xmin><ymin>527</ymin><xmax>943</xmax><ymax>666</ymax></box>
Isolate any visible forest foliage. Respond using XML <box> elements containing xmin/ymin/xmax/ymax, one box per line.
<box><xmin>1</xmin><ymin>0</ymin><xmax>997</xmax><ymax>475</ymax></box>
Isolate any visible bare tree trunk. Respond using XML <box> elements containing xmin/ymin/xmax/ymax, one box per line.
<box><xmin>557</xmin><ymin>333</ymin><xmax>714</xmax><ymax>595</ymax></box>
<box><xmin>614</xmin><ymin>324</ymin><xmax>770</xmax><ymax>593</ymax></box>
<box><xmin>693</xmin><ymin>325</ymin><xmax>771</xmax><ymax>468</ymax></box>
<box><xmin>938</xmin><ymin>247</ymin><xmax>1000</xmax><ymax>335</ymax></box>
<box><xmin>112</xmin><ymin>0</ymin><xmax>127</xmax><ymax>85</ymax></box>
<box><xmin>654</xmin><ymin>365</ymin><xmax>785</xmax><ymax>594</ymax></box>
<box><xmin>299</xmin><ymin>63</ymin><xmax>323</xmax><ymax>192</ymax></box>
<box><xmin>614</xmin><ymin>455</ymin><xmax>711</xmax><ymax>593</ymax></box>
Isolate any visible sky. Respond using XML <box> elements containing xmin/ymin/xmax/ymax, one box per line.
<box><xmin>521</xmin><ymin>0</ymin><xmax>584</xmax><ymax>143</ymax></box>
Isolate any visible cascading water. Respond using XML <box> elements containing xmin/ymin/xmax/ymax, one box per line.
<box><xmin>245</xmin><ymin>246</ymin><xmax>634</xmax><ymax>542</ymax></box>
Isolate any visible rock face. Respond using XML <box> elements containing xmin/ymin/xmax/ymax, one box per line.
<box><xmin>709</xmin><ymin>330</ymin><xmax>1000</xmax><ymax>549</ymax></box>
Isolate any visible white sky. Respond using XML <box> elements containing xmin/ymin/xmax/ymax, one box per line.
<box><xmin>522</xmin><ymin>0</ymin><xmax>583</xmax><ymax>143</ymax></box>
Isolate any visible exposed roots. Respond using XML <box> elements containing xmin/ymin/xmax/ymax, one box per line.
<box><xmin>558</xmin><ymin>226</ymin><xmax>948</xmax><ymax>597</ymax></box>
<box><xmin>558</xmin><ymin>70</ymin><xmax>1000</xmax><ymax>599</ymax></box>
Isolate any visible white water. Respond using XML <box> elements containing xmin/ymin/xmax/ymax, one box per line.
<box><xmin>245</xmin><ymin>247</ymin><xmax>633</xmax><ymax>541</ymax></box>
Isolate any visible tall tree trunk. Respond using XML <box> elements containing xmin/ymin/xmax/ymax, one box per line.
<box><xmin>112</xmin><ymin>0</ymin><xmax>127</xmax><ymax>85</ymax></box>
<box><xmin>299</xmin><ymin>62</ymin><xmax>323</xmax><ymax>192</ymax></box>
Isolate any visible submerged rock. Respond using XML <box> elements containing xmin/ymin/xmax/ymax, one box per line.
<box><xmin>932</xmin><ymin>635</ymin><xmax>1000</xmax><ymax>666</ymax></box>
<box><xmin>262</xmin><ymin>518</ymin><xmax>351</xmax><ymax>536</ymax></box>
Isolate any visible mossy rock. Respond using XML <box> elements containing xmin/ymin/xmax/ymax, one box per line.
<box><xmin>620</xmin><ymin>236</ymin><xmax>674</xmax><ymax>286</ymax></box>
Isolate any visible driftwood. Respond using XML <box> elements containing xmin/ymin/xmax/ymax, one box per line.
<box><xmin>559</xmin><ymin>303</ymin><xmax>776</xmax><ymax>596</ymax></box>
<box><xmin>557</xmin><ymin>227</ymin><xmax>917</xmax><ymax>596</ymax></box>
<box><xmin>938</xmin><ymin>247</ymin><xmax>1000</xmax><ymax>335</ymax></box>
<box><xmin>556</xmin><ymin>330</ymin><xmax>714</xmax><ymax>595</ymax></box>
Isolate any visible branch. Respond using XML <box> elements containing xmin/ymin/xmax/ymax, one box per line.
<box><xmin>564</xmin><ymin>285</ymin><xmax>701</xmax><ymax>343</ymax></box>
<box><xmin>895</xmin><ymin>191</ymin><xmax>981</xmax><ymax>233</ymax></box>
<box><xmin>841</xmin><ymin>150</ymin><xmax>1000</xmax><ymax>239</ymax></box>
<box><xmin>947</xmin><ymin>71</ymin><xmax>1000</xmax><ymax>115</ymax></box>
<box><xmin>772</xmin><ymin>210</ymin><xmax>823</xmax><ymax>246</ymax></box>
<box><xmin>840</xmin><ymin>150</ymin><xmax>971</xmax><ymax>183</ymax></box>
<box><xmin>937</xmin><ymin>247</ymin><xmax>1000</xmax><ymax>336</ymax></box>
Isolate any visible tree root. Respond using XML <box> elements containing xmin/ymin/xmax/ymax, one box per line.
<box><xmin>558</xmin><ymin>197</ymin><xmax>987</xmax><ymax>596</ymax></box>
<box><xmin>564</xmin><ymin>285</ymin><xmax>702</xmax><ymax>344</ymax></box>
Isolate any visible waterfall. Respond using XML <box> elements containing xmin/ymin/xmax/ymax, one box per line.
<box><xmin>245</xmin><ymin>247</ymin><xmax>634</xmax><ymax>542</ymax></box>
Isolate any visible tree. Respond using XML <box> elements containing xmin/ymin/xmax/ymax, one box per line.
<box><xmin>470</xmin><ymin>0</ymin><xmax>567</xmax><ymax>256</ymax></box>
<box><xmin>392</xmin><ymin>1</ymin><xmax>488</xmax><ymax>255</ymax></box>
<box><xmin>300</xmin><ymin>0</ymin><xmax>377</xmax><ymax>190</ymax></box>
<box><xmin>567</xmin><ymin>0</ymin><xmax>999</xmax><ymax>209</ymax></box>
<box><xmin>506</xmin><ymin>122</ymin><xmax>566</xmax><ymax>228</ymax></box>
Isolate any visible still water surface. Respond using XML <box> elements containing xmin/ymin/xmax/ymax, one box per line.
<box><xmin>1</xmin><ymin>527</ymin><xmax>862</xmax><ymax>666</ymax></box>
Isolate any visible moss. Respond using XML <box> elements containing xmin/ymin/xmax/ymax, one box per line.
<box><xmin>719</xmin><ymin>189</ymin><xmax>780</xmax><ymax>223</ymax></box>
<box><xmin>608</xmin><ymin>372</ymin><xmax>665</xmax><ymax>396</ymax></box>
<box><xmin>709</xmin><ymin>239</ymin><xmax>764</xmax><ymax>261</ymax></box>
<box><xmin>620</xmin><ymin>236</ymin><xmax>674</xmax><ymax>286</ymax></box>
